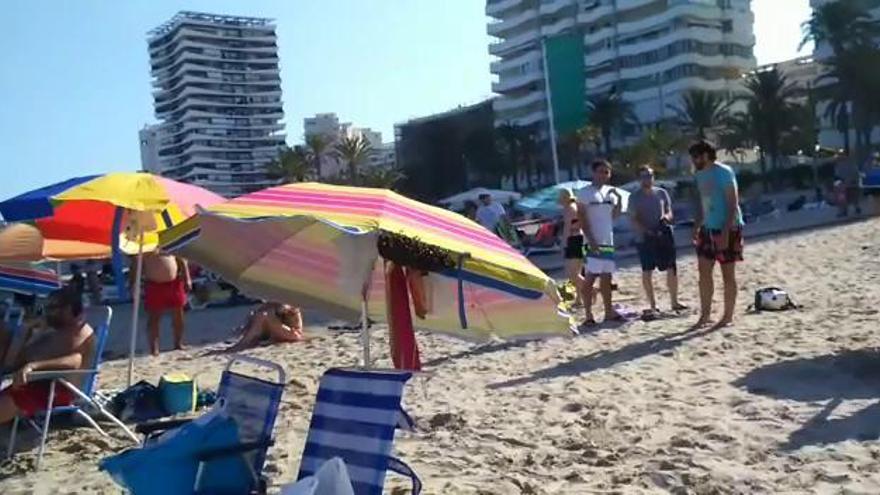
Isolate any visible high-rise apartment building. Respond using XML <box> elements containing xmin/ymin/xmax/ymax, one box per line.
<box><xmin>487</xmin><ymin>0</ymin><xmax>756</xmax><ymax>145</ymax></box>
<box><xmin>146</xmin><ymin>11</ymin><xmax>285</xmax><ymax>197</ymax></box>
<box><xmin>138</xmin><ymin>124</ymin><xmax>162</xmax><ymax>174</ymax></box>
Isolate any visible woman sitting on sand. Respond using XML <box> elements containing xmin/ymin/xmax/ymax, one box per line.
<box><xmin>225</xmin><ymin>302</ymin><xmax>304</xmax><ymax>352</ymax></box>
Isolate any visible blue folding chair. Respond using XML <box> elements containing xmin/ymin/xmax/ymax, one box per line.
<box><xmin>297</xmin><ymin>368</ymin><xmax>421</xmax><ymax>495</ymax></box>
<box><xmin>103</xmin><ymin>355</ymin><xmax>286</xmax><ymax>494</ymax></box>
<box><xmin>5</xmin><ymin>306</ymin><xmax>139</xmax><ymax>468</ymax></box>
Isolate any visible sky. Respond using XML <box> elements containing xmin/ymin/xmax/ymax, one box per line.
<box><xmin>0</xmin><ymin>0</ymin><xmax>812</xmax><ymax>201</ymax></box>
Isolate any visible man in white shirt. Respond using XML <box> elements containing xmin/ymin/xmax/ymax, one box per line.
<box><xmin>577</xmin><ymin>160</ymin><xmax>623</xmax><ymax>325</ymax></box>
<box><xmin>475</xmin><ymin>193</ymin><xmax>507</xmax><ymax>232</ymax></box>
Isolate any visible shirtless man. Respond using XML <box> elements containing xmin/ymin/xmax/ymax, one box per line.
<box><xmin>139</xmin><ymin>253</ymin><xmax>191</xmax><ymax>356</ymax></box>
<box><xmin>0</xmin><ymin>288</ymin><xmax>95</xmax><ymax>424</ymax></box>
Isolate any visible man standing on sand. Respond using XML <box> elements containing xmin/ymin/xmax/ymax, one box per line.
<box><xmin>629</xmin><ymin>165</ymin><xmax>687</xmax><ymax>318</ymax></box>
<box><xmin>475</xmin><ymin>193</ymin><xmax>507</xmax><ymax>232</ymax></box>
<box><xmin>577</xmin><ymin>159</ymin><xmax>623</xmax><ymax>326</ymax></box>
<box><xmin>139</xmin><ymin>253</ymin><xmax>192</xmax><ymax>356</ymax></box>
<box><xmin>690</xmin><ymin>141</ymin><xmax>744</xmax><ymax>329</ymax></box>
<box><xmin>0</xmin><ymin>288</ymin><xmax>95</xmax><ymax>424</ymax></box>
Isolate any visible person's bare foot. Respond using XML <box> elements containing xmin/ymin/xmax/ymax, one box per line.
<box><xmin>688</xmin><ymin>315</ymin><xmax>713</xmax><ymax>331</ymax></box>
<box><xmin>150</xmin><ymin>347</ymin><xmax>160</xmax><ymax>357</ymax></box>
<box><xmin>711</xmin><ymin>317</ymin><xmax>733</xmax><ymax>330</ymax></box>
<box><xmin>671</xmin><ymin>303</ymin><xmax>689</xmax><ymax>312</ymax></box>
<box><xmin>604</xmin><ymin>310</ymin><xmax>625</xmax><ymax>322</ymax></box>
<box><xmin>174</xmin><ymin>343</ymin><xmax>186</xmax><ymax>351</ymax></box>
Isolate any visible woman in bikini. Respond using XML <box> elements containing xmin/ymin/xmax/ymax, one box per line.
<box><xmin>225</xmin><ymin>302</ymin><xmax>305</xmax><ymax>352</ymax></box>
<box><xmin>558</xmin><ymin>188</ymin><xmax>584</xmax><ymax>306</ymax></box>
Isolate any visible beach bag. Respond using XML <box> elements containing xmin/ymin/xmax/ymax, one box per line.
<box><xmin>159</xmin><ymin>373</ymin><xmax>197</xmax><ymax>415</ymax></box>
<box><xmin>110</xmin><ymin>381</ymin><xmax>165</xmax><ymax>423</ymax></box>
<box><xmin>749</xmin><ymin>287</ymin><xmax>799</xmax><ymax>312</ymax></box>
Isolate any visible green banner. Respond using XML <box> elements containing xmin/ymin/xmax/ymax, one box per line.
<box><xmin>544</xmin><ymin>32</ymin><xmax>586</xmax><ymax>135</ymax></box>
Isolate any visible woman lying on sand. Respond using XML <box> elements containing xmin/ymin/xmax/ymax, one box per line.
<box><xmin>224</xmin><ymin>302</ymin><xmax>304</xmax><ymax>352</ymax></box>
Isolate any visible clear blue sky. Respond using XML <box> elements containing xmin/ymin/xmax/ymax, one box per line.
<box><xmin>0</xmin><ymin>0</ymin><xmax>810</xmax><ymax>200</ymax></box>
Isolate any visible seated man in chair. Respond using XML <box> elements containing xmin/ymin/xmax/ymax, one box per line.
<box><xmin>0</xmin><ymin>288</ymin><xmax>95</xmax><ymax>424</ymax></box>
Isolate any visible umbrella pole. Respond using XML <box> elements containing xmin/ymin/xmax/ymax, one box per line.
<box><xmin>360</xmin><ymin>298</ymin><xmax>371</xmax><ymax>369</ymax></box>
<box><xmin>126</xmin><ymin>234</ymin><xmax>145</xmax><ymax>387</ymax></box>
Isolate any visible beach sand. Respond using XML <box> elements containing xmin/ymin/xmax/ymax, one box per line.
<box><xmin>3</xmin><ymin>217</ymin><xmax>880</xmax><ymax>493</ymax></box>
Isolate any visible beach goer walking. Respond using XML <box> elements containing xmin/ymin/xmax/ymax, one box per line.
<box><xmin>558</xmin><ymin>188</ymin><xmax>584</xmax><ymax>306</ymax></box>
<box><xmin>225</xmin><ymin>302</ymin><xmax>304</xmax><ymax>352</ymax></box>
<box><xmin>475</xmin><ymin>193</ymin><xmax>507</xmax><ymax>232</ymax></box>
<box><xmin>0</xmin><ymin>288</ymin><xmax>95</xmax><ymax>424</ymax></box>
<box><xmin>629</xmin><ymin>165</ymin><xmax>686</xmax><ymax>318</ymax></box>
<box><xmin>140</xmin><ymin>253</ymin><xmax>191</xmax><ymax>356</ymax></box>
<box><xmin>835</xmin><ymin>153</ymin><xmax>863</xmax><ymax>217</ymax></box>
<box><xmin>577</xmin><ymin>160</ymin><xmax>623</xmax><ymax>325</ymax></box>
<box><xmin>690</xmin><ymin>141</ymin><xmax>744</xmax><ymax>329</ymax></box>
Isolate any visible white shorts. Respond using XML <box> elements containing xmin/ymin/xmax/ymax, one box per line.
<box><xmin>585</xmin><ymin>257</ymin><xmax>616</xmax><ymax>275</ymax></box>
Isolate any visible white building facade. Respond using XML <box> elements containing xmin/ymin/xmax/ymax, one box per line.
<box><xmin>487</xmin><ymin>0</ymin><xmax>756</xmax><ymax>141</ymax></box>
<box><xmin>809</xmin><ymin>0</ymin><xmax>880</xmax><ymax>152</ymax></box>
<box><xmin>146</xmin><ymin>11</ymin><xmax>285</xmax><ymax>197</ymax></box>
<box><xmin>138</xmin><ymin>124</ymin><xmax>162</xmax><ymax>174</ymax></box>
<box><xmin>302</xmin><ymin>112</ymin><xmax>391</xmax><ymax>177</ymax></box>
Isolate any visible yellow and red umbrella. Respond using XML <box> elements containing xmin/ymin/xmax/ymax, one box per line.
<box><xmin>0</xmin><ymin>172</ymin><xmax>224</xmax><ymax>384</ymax></box>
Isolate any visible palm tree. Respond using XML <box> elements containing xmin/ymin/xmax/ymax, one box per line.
<box><xmin>670</xmin><ymin>90</ymin><xmax>732</xmax><ymax>139</ymax></box>
<box><xmin>586</xmin><ymin>92</ymin><xmax>638</xmax><ymax>155</ymax></box>
<box><xmin>335</xmin><ymin>134</ymin><xmax>372</xmax><ymax>185</ymax></box>
<box><xmin>720</xmin><ymin>112</ymin><xmax>757</xmax><ymax>167</ymax></box>
<box><xmin>802</xmin><ymin>0</ymin><xmax>880</xmax><ymax>158</ymax></box>
<box><xmin>304</xmin><ymin>134</ymin><xmax>335</xmax><ymax>180</ymax></box>
<box><xmin>742</xmin><ymin>68</ymin><xmax>799</xmax><ymax>190</ymax></box>
<box><xmin>359</xmin><ymin>166</ymin><xmax>407</xmax><ymax>189</ymax></box>
<box><xmin>267</xmin><ymin>145</ymin><xmax>313</xmax><ymax>183</ymax></box>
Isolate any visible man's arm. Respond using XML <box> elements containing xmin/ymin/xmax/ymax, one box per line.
<box><xmin>662</xmin><ymin>189</ymin><xmax>674</xmax><ymax>222</ymax></box>
<box><xmin>723</xmin><ymin>182</ymin><xmax>739</xmax><ymax>231</ymax></box>
<box><xmin>27</xmin><ymin>352</ymin><xmax>83</xmax><ymax>372</ymax></box>
<box><xmin>610</xmin><ymin>190</ymin><xmax>622</xmax><ymax>219</ymax></box>
<box><xmin>178</xmin><ymin>257</ymin><xmax>192</xmax><ymax>290</ymax></box>
<box><xmin>629</xmin><ymin>198</ymin><xmax>644</xmax><ymax>234</ymax></box>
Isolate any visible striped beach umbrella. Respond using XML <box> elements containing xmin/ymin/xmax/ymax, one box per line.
<box><xmin>0</xmin><ymin>264</ymin><xmax>61</xmax><ymax>296</ymax></box>
<box><xmin>161</xmin><ymin>183</ymin><xmax>571</xmax><ymax>362</ymax></box>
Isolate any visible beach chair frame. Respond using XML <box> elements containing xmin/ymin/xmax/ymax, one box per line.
<box><xmin>133</xmin><ymin>354</ymin><xmax>286</xmax><ymax>494</ymax></box>
<box><xmin>4</xmin><ymin>306</ymin><xmax>139</xmax><ymax>469</ymax></box>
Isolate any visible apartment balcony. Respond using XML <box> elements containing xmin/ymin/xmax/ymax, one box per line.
<box><xmin>539</xmin><ymin>0</ymin><xmax>575</xmax><ymax>16</ymax></box>
<box><xmin>490</xmin><ymin>48</ymin><xmax>542</xmax><ymax>74</ymax></box>
<box><xmin>489</xmin><ymin>28</ymin><xmax>540</xmax><ymax>56</ymax></box>
<box><xmin>487</xmin><ymin>8</ymin><xmax>538</xmax><ymax>37</ymax></box>
<box><xmin>493</xmin><ymin>91</ymin><xmax>546</xmax><ymax>112</ymax></box>
<box><xmin>576</xmin><ymin>2</ymin><xmax>614</xmax><ymax>24</ymax></box>
<box><xmin>486</xmin><ymin>0</ymin><xmax>523</xmax><ymax>18</ymax></box>
<box><xmin>492</xmin><ymin>69</ymin><xmax>543</xmax><ymax>93</ymax></box>
<box><xmin>149</xmin><ymin>22</ymin><xmax>276</xmax><ymax>52</ymax></box>
<box><xmin>541</xmin><ymin>16</ymin><xmax>576</xmax><ymax>37</ymax></box>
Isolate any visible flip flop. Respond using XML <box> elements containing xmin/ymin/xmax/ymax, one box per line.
<box><xmin>641</xmin><ymin>310</ymin><xmax>659</xmax><ymax>322</ymax></box>
<box><xmin>579</xmin><ymin>317</ymin><xmax>598</xmax><ymax>329</ymax></box>
<box><xmin>672</xmin><ymin>303</ymin><xmax>689</xmax><ymax>312</ymax></box>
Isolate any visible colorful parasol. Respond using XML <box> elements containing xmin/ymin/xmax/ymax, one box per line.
<box><xmin>0</xmin><ymin>264</ymin><xmax>61</xmax><ymax>297</ymax></box>
<box><xmin>0</xmin><ymin>172</ymin><xmax>224</xmax><ymax>385</ymax></box>
<box><xmin>161</xmin><ymin>182</ymin><xmax>572</xmax><ymax>364</ymax></box>
<box><xmin>0</xmin><ymin>223</ymin><xmax>110</xmax><ymax>262</ymax></box>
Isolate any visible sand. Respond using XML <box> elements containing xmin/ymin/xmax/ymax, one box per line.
<box><xmin>3</xmin><ymin>217</ymin><xmax>880</xmax><ymax>494</ymax></box>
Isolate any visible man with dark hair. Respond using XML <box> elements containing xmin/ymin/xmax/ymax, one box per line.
<box><xmin>0</xmin><ymin>288</ymin><xmax>95</xmax><ymax>424</ymax></box>
<box><xmin>630</xmin><ymin>165</ymin><xmax>686</xmax><ymax>317</ymax></box>
<box><xmin>690</xmin><ymin>140</ymin><xmax>744</xmax><ymax>329</ymax></box>
<box><xmin>475</xmin><ymin>193</ymin><xmax>507</xmax><ymax>232</ymax></box>
<box><xmin>577</xmin><ymin>159</ymin><xmax>623</xmax><ymax>325</ymax></box>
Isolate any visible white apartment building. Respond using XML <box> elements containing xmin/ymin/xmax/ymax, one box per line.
<box><xmin>146</xmin><ymin>11</ymin><xmax>285</xmax><ymax>197</ymax></box>
<box><xmin>302</xmin><ymin>112</ymin><xmax>390</xmax><ymax>177</ymax></box>
<box><xmin>487</xmin><ymin>0</ymin><xmax>756</xmax><ymax>142</ymax></box>
<box><xmin>138</xmin><ymin>124</ymin><xmax>162</xmax><ymax>174</ymax></box>
<box><xmin>810</xmin><ymin>0</ymin><xmax>880</xmax><ymax>151</ymax></box>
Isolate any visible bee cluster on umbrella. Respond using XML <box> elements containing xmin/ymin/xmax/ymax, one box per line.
<box><xmin>377</xmin><ymin>232</ymin><xmax>457</xmax><ymax>273</ymax></box>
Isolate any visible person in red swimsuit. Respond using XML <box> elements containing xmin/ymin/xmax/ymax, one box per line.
<box><xmin>138</xmin><ymin>253</ymin><xmax>191</xmax><ymax>356</ymax></box>
<box><xmin>0</xmin><ymin>288</ymin><xmax>95</xmax><ymax>422</ymax></box>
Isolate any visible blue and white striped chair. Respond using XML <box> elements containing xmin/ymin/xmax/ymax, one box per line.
<box><xmin>297</xmin><ymin>368</ymin><xmax>421</xmax><ymax>495</ymax></box>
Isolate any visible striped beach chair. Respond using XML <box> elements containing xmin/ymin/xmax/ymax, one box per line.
<box><xmin>297</xmin><ymin>368</ymin><xmax>421</xmax><ymax>495</ymax></box>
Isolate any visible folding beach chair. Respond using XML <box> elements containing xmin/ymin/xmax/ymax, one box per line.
<box><xmin>102</xmin><ymin>355</ymin><xmax>286</xmax><ymax>494</ymax></box>
<box><xmin>297</xmin><ymin>368</ymin><xmax>421</xmax><ymax>495</ymax></box>
<box><xmin>5</xmin><ymin>306</ymin><xmax>139</xmax><ymax>469</ymax></box>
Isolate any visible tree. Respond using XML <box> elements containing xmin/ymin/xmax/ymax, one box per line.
<box><xmin>267</xmin><ymin>145</ymin><xmax>313</xmax><ymax>182</ymax></box>
<box><xmin>359</xmin><ymin>166</ymin><xmax>407</xmax><ymax>189</ymax></box>
<box><xmin>719</xmin><ymin>112</ymin><xmax>756</xmax><ymax>167</ymax></box>
<box><xmin>741</xmin><ymin>68</ymin><xmax>799</xmax><ymax>190</ymax></box>
<box><xmin>586</xmin><ymin>92</ymin><xmax>638</xmax><ymax>155</ymax></box>
<box><xmin>335</xmin><ymin>134</ymin><xmax>372</xmax><ymax>185</ymax></box>
<box><xmin>802</xmin><ymin>0</ymin><xmax>880</xmax><ymax>158</ymax></box>
<box><xmin>495</xmin><ymin>123</ymin><xmax>524</xmax><ymax>191</ymax></box>
<box><xmin>670</xmin><ymin>90</ymin><xmax>732</xmax><ymax>139</ymax></box>
<box><xmin>304</xmin><ymin>134</ymin><xmax>336</xmax><ymax>180</ymax></box>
